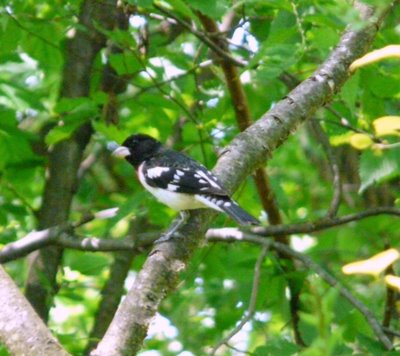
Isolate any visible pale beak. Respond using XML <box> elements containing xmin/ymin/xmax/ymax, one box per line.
<box><xmin>112</xmin><ymin>146</ymin><xmax>131</xmax><ymax>158</ymax></box>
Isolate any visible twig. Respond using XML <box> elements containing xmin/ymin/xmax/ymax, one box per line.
<box><xmin>129</xmin><ymin>52</ymin><xmax>210</xmax><ymax>164</ymax></box>
<box><xmin>2</xmin><ymin>207</ymin><xmax>399</xmax><ymax>263</ymax></box>
<box><xmin>323</xmin><ymin>107</ymin><xmax>382</xmax><ymax>143</ymax></box>
<box><xmin>210</xmin><ymin>245</ymin><xmax>270</xmax><ymax>355</ymax></box>
<box><xmin>383</xmin><ymin>327</ymin><xmax>400</xmax><ymax>338</ymax></box>
<box><xmin>153</xmin><ymin>4</ymin><xmax>247</xmax><ymax>67</ymax></box>
<box><xmin>0</xmin><ymin>227</ymin><xmax>158</xmax><ymax>263</ymax></box>
<box><xmin>124</xmin><ymin>60</ymin><xmax>213</xmax><ymax>99</ymax></box>
<box><xmin>251</xmin><ymin>207</ymin><xmax>400</xmax><ymax>237</ymax></box>
<box><xmin>206</xmin><ymin>229</ymin><xmax>394</xmax><ymax>350</ymax></box>
<box><xmin>310</xmin><ymin>119</ymin><xmax>342</xmax><ymax>217</ymax></box>
<box><xmin>374</xmin><ymin>142</ymin><xmax>400</xmax><ymax>150</ymax></box>
<box><xmin>5</xmin><ymin>10</ymin><xmax>60</xmax><ymax>50</ymax></box>
<box><xmin>4</xmin><ymin>182</ymin><xmax>39</xmax><ymax>219</ymax></box>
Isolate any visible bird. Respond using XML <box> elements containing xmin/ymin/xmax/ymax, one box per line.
<box><xmin>112</xmin><ymin>133</ymin><xmax>260</xmax><ymax>241</ymax></box>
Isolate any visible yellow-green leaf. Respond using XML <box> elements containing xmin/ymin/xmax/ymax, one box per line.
<box><xmin>350</xmin><ymin>45</ymin><xmax>400</xmax><ymax>71</ymax></box>
<box><xmin>349</xmin><ymin>133</ymin><xmax>373</xmax><ymax>150</ymax></box>
<box><xmin>373</xmin><ymin>116</ymin><xmax>400</xmax><ymax>137</ymax></box>
<box><xmin>384</xmin><ymin>275</ymin><xmax>400</xmax><ymax>292</ymax></box>
<box><xmin>342</xmin><ymin>248</ymin><xmax>400</xmax><ymax>276</ymax></box>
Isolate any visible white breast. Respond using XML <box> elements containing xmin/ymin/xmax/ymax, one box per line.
<box><xmin>137</xmin><ymin>163</ymin><xmax>206</xmax><ymax>211</ymax></box>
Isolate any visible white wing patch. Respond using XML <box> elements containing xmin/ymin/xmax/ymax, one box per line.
<box><xmin>167</xmin><ymin>184</ymin><xmax>179</xmax><ymax>191</ymax></box>
<box><xmin>194</xmin><ymin>170</ymin><xmax>221</xmax><ymax>189</ymax></box>
<box><xmin>172</xmin><ymin>169</ymin><xmax>185</xmax><ymax>182</ymax></box>
<box><xmin>147</xmin><ymin>167</ymin><xmax>170</xmax><ymax>179</ymax></box>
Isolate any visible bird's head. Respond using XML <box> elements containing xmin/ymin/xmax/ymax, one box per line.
<box><xmin>112</xmin><ymin>134</ymin><xmax>162</xmax><ymax>167</ymax></box>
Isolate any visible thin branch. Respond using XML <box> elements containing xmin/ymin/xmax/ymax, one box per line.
<box><xmin>374</xmin><ymin>141</ymin><xmax>400</xmax><ymax>150</ymax></box>
<box><xmin>210</xmin><ymin>245</ymin><xmax>270</xmax><ymax>355</ymax></box>
<box><xmin>0</xmin><ymin>227</ymin><xmax>158</xmax><ymax>263</ymax></box>
<box><xmin>4</xmin><ymin>182</ymin><xmax>39</xmax><ymax>219</ymax></box>
<box><xmin>383</xmin><ymin>327</ymin><xmax>400</xmax><ymax>338</ymax></box>
<box><xmin>2</xmin><ymin>207</ymin><xmax>398</xmax><ymax>264</ymax></box>
<box><xmin>323</xmin><ymin>107</ymin><xmax>382</xmax><ymax>143</ymax></box>
<box><xmin>251</xmin><ymin>207</ymin><xmax>400</xmax><ymax>237</ymax></box>
<box><xmin>125</xmin><ymin>60</ymin><xmax>213</xmax><ymax>99</ymax></box>
<box><xmin>153</xmin><ymin>4</ymin><xmax>247</xmax><ymax>67</ymax></box>
<box><xmin>0</xmin><ymin>209</ymin><xmax>116</xmax><ymax>263</ymax></box>
<box><xmin>206</xmin><ymin>229</ymin><xmax>393</xmax><ymax>350</ymax></box>
<box><xmin>5</xmin><ymin>10</ymin><xmax>60</xmax><ymax>50</ymax></box>
<box><xmin>129</xmin><ymin>52</ymin><xmax>210</xmax><ymax>164</ymax></box>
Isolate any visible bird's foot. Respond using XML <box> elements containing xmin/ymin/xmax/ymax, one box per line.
<box><xmin>155</xmin><ymin>231</ymin><xmax>184</xmax><ymax>244</ymax></box>
<box><xmin>154</xmin><ymin>211</ymin><xmax>189</xmax><ymax>244</ymax></box>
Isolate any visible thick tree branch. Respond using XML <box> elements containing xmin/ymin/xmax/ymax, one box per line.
<box><xmin>280</xmin><ymin>72</ymin><xmax>342</xmax><ymax>218</ymax></box>
<box><xmin>206</xmin><ymin>229</ymin><xmax>393</xmax><ymax>350</ymax></box>
<box><xmin>0</xmin><ymin>266</ymin><xmax>70</xmax><ymax>356</ymax></box>
<box><xmin>85</xmin><ymin>218</ymin><xmax>150</xmax><ymax>353</ymax></box>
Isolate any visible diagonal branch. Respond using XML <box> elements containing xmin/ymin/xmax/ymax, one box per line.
<box><xmin>153</xmin><ymin>4</ymin><xmax>247</xmax><ymax>67</ymax></box>
<box><xmin>0</xmin><ymin>267</ymin><xmax>70</xmax><ymax>355</ymax></box>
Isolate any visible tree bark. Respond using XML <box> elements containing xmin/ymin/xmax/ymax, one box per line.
<box><xmin>0</xmin><ymin>266</ymin><xmax>69</xmax><ymax>356</ymax></box>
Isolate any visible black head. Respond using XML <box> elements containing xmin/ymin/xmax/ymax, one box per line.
<box><xmin>113</xmin><ymin>134</ymin><xmax>162</xmax><ymax>167</ymax></box>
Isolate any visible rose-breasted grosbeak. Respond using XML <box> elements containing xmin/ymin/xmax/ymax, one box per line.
<box><xmin>113</xmin><ymin>134</ymin><xmax>259</xmax><ymax>241</ymax></box>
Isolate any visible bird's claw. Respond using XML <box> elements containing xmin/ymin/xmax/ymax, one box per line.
<box><xmin>154</xmin><ymin>231</ymin><xmax>184</xmax><ymax>244</ymax></box>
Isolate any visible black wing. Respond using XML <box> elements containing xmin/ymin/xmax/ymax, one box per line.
<box><xmin>142</xmin><ymin>150</ymin><xmax>227</xmax><ymax>196</ymax></box>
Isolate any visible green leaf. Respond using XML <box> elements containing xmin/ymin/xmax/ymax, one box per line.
<box><xmin>187</xmin><ymin>0</ymin><xmax>228</xmax><ymax>19</ymax></box>
<box><xmin>362</xmin><ymin>67</ymin><xmax>400</xmax><ymax>99</ymax></box>
<box><xmin>0</xmin><ymin>16</ymin><xmax>21</xmax><ymax>55</ymax></box>
<box><xmin>340</xmin><ymin>72</ymin><xmax>359</xmax><ymax>115</ymax></box>
<box><xmin>254</xmin><ymin>339</ymin><xmax>299</xmax><ymax>355</ymax></box>
<box><xmin>162</xmin><ymin>0</ymin><xmax>196</xmax><ymax>19</ymax></box>
<box><xmin>64</xmin><ymin>251</ymin><xmax>109</xmax><ymax>276</ymax></box>
<box><xmin>253</xmin><ymin>44</ymin><xmax>301</xmax><ymax>80</ymax></box>
<box><xmin>46</xmin><ymin>98</ymin><xmax>98</xmax><ymax>145</ymax></box>
<box><xmin>109</xmin><ymin>52</ymin><xmax>142</xmax><ymax>75</ymax></box>
<box><xmin>359</xmin><ymin>148</ymin><xmax>400</xmax><ymax>192</ymax></box>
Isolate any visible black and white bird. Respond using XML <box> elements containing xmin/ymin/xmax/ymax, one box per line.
<box><xmin>113</xmin><ymin>134</ymin><xmax>259</xmax><ymax>241</ymax></box>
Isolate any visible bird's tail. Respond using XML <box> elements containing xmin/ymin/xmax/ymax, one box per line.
<box><xmin>221</xmin><ymin>200</ymin><xmax>260</xmax><ymax>226</ymax></box>
<box><xmin>195</xmin><ymin>194</ymin><xmax>260</xmax><ymax>226</ymax></box>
